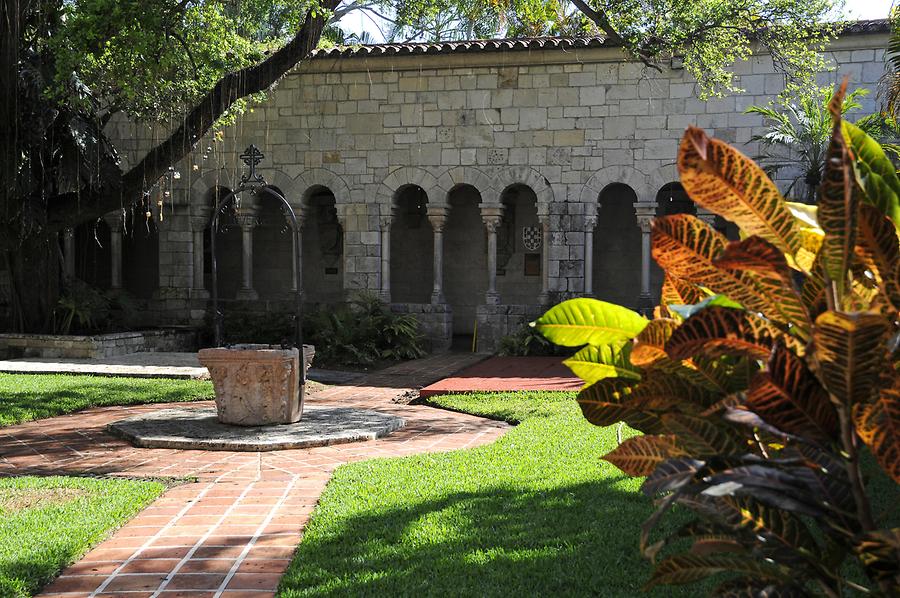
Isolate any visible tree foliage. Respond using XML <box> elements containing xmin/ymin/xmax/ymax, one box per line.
<box><xmin>413</xmin><ymin>0</ymin><xmax>842</xmax><ymax>98</ymax></box>
<box><xmin>0</xmin><ymin>0</ymin><xmax>852</xmax><ymax>333</ymax></box>
<box><xmin>534</xmin><ymin>81</ymin><xmax>900</xmax><ymax>596</ymax></box>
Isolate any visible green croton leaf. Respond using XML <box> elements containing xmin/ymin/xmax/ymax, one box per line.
<box><xmin>843</xmin><ymin>121</ymin><xmax>900</xmax><ymax>228</ymax></box>
<box><xmin>563</xmin><ymin>343</ymin><xmax>640</xmax><ymax>385</ymax></box>
<box><xmin>531</xmin><ymin>298</ymin><xmax>647</xmax><ymax>347</ymax></box>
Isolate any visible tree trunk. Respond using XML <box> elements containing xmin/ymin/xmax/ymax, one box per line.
<box><xmin>46</xmin><ymin>0</ymin><xmax>340</xmax><ymax>231</ymax></box>
<box><xmin>4</xmin><ymin>233</ymin><xmax>61</xmax><ymax>333</ymax></box>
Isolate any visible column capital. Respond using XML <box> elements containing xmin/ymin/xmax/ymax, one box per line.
<box><xmin>235</xmin><ymin>213</ymin><xmax>257</xmax><ymax>230</ymax></box>
<box><xmin>189</xmin><ymin>206</ymin><xmax>213</xmax><ymax>232</ymax></box>
<box><xmin>634</xmin><ymin>201</ymin><xmax>656</xmax><ymax>233</ymax></box>
<box><xmin>103</xmin><ymin>211</ymin><xmax>125</xmax><ymax>233</ymax></box>
<box><xmin>379</xmin><ymin>215</ymin><xmax>393</xmax><ymax>231</ymax></box>
<box><xmin>63</xmin><ymin>227</ymin><xmax>74</xmax><ymax>240</ymax></box>
<box><xmin>636</xmin><ymin>215</ymin><xmax>654</xmax><ymax>233</ymax></box>
<box><xmin>483</xmin><ymin>214</ymin><xmax>502</xmax><ymax>234</ymax></box>
<box><xmin>427</xmin><ymin>206</ymin><xmax>448</xmax><ymax>232</ymax></box>
<box><xmin>478</xmin><ymin>203</ymin><xmax>504</xmax><ymax>219</ymax></box>
<box><xmin>583</xmin><ymin>214</ymin><xmax>598</xmax><ymax>231</ymax></box>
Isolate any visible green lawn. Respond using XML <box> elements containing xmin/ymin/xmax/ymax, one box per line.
<box><xmin>0</xmin><ymin>373</ymin><xmax>214</xmax><ymax>427</ymax></box>
<box><xmin>0</xmin><ymin>476</ymin><xmax>166</xmax><ymax>597</ymax></box>
<box><xmin>278</xmin><ymin>391</ymin><xmax>694</xmax><ymax>597</ymax></box>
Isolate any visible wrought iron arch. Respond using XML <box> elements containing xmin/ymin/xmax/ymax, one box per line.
<box><xmin>208</xmin><ymin>145</ymin><xmax>304</xmax><ymax>383</ymax></box>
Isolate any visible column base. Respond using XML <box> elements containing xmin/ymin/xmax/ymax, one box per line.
<box><xmin>484</xmin><ymin>292</ymin><xmax>501</xmax><ymax>305</ymax></box>
<box><xmin>191</xmin><ymin>288</ymin><xmax>210</xmax><ymax>300</ymax></box>
<box><xmin>538</xmin><ymin>292</ymin><xmax>550</xmax><ymax>306</ymax></box>
<box><xmin>637</xmin><ymin>292</ymin><xmax>654</xmax><ymax>317</ymax></box>
<box><xmin>236</xmin><ymin>288</ymin><xmax>259</xmax><ymax>301</ymax></box>
<box><xmin>378</xmin><ymin>290</ymin><xmax>391</xmax><ymax>303</ymax></box>
<box><xmin>430</xmin><ymin>290</ymin><xmax>446</xmax><ymax>305</ymax></box>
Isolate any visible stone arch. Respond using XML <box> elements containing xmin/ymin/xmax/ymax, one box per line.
<box><xmin>491</xmin><ymin>166</ymin><xmax>554</xmax><ymax>212</ymax></box>
<box><xmin>189</xmin><ymin>169</ymin><xmax>236</xmax><ymax>213</ymax></box>
<box><xmin>434</xmin><ymin>166</ymin><xmax>495</xmax><ymax>205</ymax></box>
<box><xmin>294</xmin><ymin>168</ymin><xmax>352</xmax><ymax>207</ymax></box>
<box><xmin>647</xmin><ymin>164</ymin><xmax>680</xmax><ymax>199</ymax></box>
<box><xmin>260</xmin><ymin>170</ymin><xmax>302</xmax><ymax>207</ymax></box>
<box><xmin>376</xmin><ymin>167</ymin><xmax>439</xmax><ymax>208</ymax></box>
<box><xmin>580</xmin><ymin>165</ymin><xmax>650</xmax><ymax>208</ymax></box>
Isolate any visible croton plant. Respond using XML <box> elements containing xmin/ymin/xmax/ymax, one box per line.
<box><xmin>534</xmin><ymin>82</ymin><xmax>900</xmax><ymax>597</ymax></box>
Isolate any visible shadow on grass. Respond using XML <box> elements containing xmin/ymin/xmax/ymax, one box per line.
<box><xmin>280</xmin><ymin>477</ymin><xmax>694</xmax><ymax>598</ymax></box>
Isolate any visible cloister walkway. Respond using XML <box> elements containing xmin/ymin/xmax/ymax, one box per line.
<box><xmin>0</xmin><ymin>353</ymin><xmax>508</xmax><ymax>598</ymax></box>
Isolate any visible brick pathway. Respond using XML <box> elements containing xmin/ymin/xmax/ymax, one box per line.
<box><xmin>0</xmin><ymin>353</ymin><xmax>506</xmax><ymax>597</ymax></box>
<box><xmin>419</xmin><ymin>356</ymin><xmax>582</xmax><ymax>398</ymax></box>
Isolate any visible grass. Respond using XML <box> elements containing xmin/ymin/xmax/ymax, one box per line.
<box><xmin>0</xmin><ymin>476</ymin><xmax>166</xmax><ymax>597</ymax></box>
<box><xmin>278</xmin><ymin>391</ymin><xmax>695</xmax><ymax>598</ymax></box>
<box><xmin>0</xmin><ymin>373</ymin><xmax>214</xmax><ymax>427</ymax></box>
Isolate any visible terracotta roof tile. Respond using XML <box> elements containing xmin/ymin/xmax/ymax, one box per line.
<box><xmin>310</xmin><ymin>19</ymin><xmax>889</xmax><ymax>60</ymax></box>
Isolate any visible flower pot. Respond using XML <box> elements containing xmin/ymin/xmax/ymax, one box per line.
<box><xmin>198</xmin><ymin>344</ymin><xmax>315</xmax><ymax>426</ymax></box>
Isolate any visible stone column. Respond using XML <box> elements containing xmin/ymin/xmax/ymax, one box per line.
<box><xmin>481</xmin><ymin>205</ymin><xmax>504</xmax><ymax>305</ymax></box>
<box><xmin>62</xmin><ymin>227</ymin><xmax>76</xmax><ymax>279</ymax></box>
<box><xmin>189</xmin><ymin>207</ymin><xmax>211</xmax><ymax>297</ymax></box>
<box><xmin>235</xmin><ymin>205</ymin><xmax>259</xmax><ymax>301</ymax></box>
<box><xmin>291</xmin><ymin>212</ymin><xmax>305</xmax><ymax>293</ymax></box>
<box><xmin>537</xmin><ymin>214</ymin><xmax>551</xmax><ymax>305</ymax></box>
<box><xmin>379</xmin><ymin>214</ymin><xmax>392</xmax><ymax>302</ymax></box>
<box><xmin>634</xmin><ymin>202</ymin><xmax>656</xmax><ymax>314</ymax></box>
<box><xmin>103</xmin><ymin>212</ymin><xmax>124</xmax><ymax>289</ymax></box>
<box><xmin>583</xmin><ymin>212</ymin><xmax>597</xmax><ymax>297</ymax></box>
<box><xmin>427</xmin><ymin>206</ymin><xmax>448</xmax><ymax>304</ymax></box>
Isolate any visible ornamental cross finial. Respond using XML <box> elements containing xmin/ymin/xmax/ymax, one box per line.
<box><xmin>239</xmin><ymin>145</ymin><xmax>266</xmax><ymax>186</ymax></box>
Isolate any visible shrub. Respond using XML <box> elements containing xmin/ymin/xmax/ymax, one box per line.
<box><xmin>53</xmin><ymin>280</ymin><xmax>142</xmax><ymax>334</ymax></box>
<box><xmin>303</xmin><ymin>293</ymin><xmax>425</xmax><ymax>368</ymax></box>
<box><xmin>534</xmin><ymin>83</ymin><xmax>900</xmax><ymax>596</ymax></box>
<box><xmin>220</xmin><ymin>309</ymin><xmax>295</xmax><ymax>346</ymax></box>
<box><xmin>496</xmin><ymin>323</ymin><xmax>568</xmax><ymax>357</ymax></box>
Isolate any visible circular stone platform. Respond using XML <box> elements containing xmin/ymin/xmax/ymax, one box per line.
<box><xmin>107</xmin><ymin>406</ymin><xmax>406</xmax><ymax>451</ymax></box>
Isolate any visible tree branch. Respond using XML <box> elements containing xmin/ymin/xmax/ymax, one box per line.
<box><xmin>47</xmin><ymin>0</ymin><xmax>341</xmax><ymax>229</ymax></box>
<box><xmin>568</xmin><ymin>0</ymin><xmax>623</xmax><ymax>45</ymax></box>
<box><xmin>567</xmin><ymin>0</ymin><xmax>661</xmax><ymax>72</ymax></box>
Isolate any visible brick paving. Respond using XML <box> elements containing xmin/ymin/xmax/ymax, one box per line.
<box><xmin>0</xmin><ymin>352</ymin><xmax>506</xmax><ymax>597</ymax></box>
<box><xmin>419</xmin><ymin>356</ymin><xmax>582</xmax><ymax>398</ymax></box>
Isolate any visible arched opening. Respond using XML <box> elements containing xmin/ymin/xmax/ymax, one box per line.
<box><xmin>716</xmin><ymin>216</ymin><xmax>741</xmax><ymax>241</ymax></box>
<box><xmin>497</xmin><ymin>184</ymin><xmax>542</xmax><ymax>305</ymax></box>
<box><xmin>444</xmin><ymin>184</ymin><xmax>485</xmax><ymax>338</ymax></box>
<box><xmin>74</xmin><ymin>219</ymin><xmax>111</xmax><ymax>290</ymax></box>
<box><xmin>391</xmin><ymin>185</ymin><xmax>433</xmax><ymax>304</ymax></box>
<box><xmin>252</xmin><ymin>185</ymin><xmax>294</xmax><ymax>298</ymax></box>
<box><xmin>121</xmin><ymin>214</ymin><xmax>158</xmax><ymax>299</ymax></box>
<box><xmin>593</xmin><ymin>183</ymin><xmax>641</xmax><ymax>308</ymax></box>
<box><xmin>207</xmin><ymin>186</ymin><xmax>242</xmax><ymax>299</ymax></box>
<box><xmin>302</xmin><ymin>186</ymin><xmax>343</xmax><ymax>304</ymax></box>
<box><xmin>652</xmin><ymin>182</ymin><xmax>696</xmax><ymax>296</ymax></box>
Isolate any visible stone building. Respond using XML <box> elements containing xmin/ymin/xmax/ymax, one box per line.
<box><xmin>65</xmin><ymin>20</ymin><xmax>889</xmax><ymax>351</ymax></box>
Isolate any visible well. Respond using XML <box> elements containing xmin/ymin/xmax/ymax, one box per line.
<box><xmin>199</xmin><ymin>344</ymin><xmax>314</xmax><ymax>426</ymax></box>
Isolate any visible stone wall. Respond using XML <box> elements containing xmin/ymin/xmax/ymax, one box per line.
<box><xmin>0</xmin><ymin>329</ymin><xmax>197</xmax><ymax>359</ymax></box>
<box><xmin>99</xmin><ymin>25</ymin><xmax>890</xmax><ymax>351</ymax></box>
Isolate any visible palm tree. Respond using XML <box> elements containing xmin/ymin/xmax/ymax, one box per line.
<box><xmin>747</xmin><ymin>88</ymin><xmax>886</xmax><ymax>203</ymax></box>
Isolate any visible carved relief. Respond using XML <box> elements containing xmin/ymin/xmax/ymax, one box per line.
<box><xmin>198</xmin><ymin>344</ymin><xmax>314</xmax><ymax>426</ymax></box>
